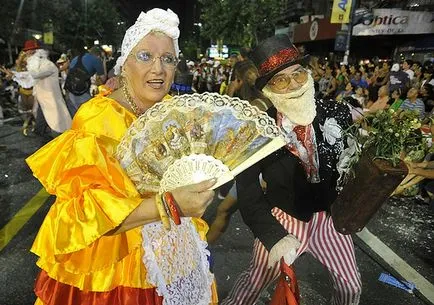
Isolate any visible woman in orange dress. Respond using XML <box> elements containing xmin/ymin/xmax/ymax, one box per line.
<box><xmin>27</xmin><ymin>8</ymin><xmax>217</xmax><ymax>305</ymax></box>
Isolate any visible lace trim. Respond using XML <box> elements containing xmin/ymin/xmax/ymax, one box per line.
<box><xmin>141</xmin><ymin>218</ymin><xmax>213</xmax><ymax>305</ymax></box>
<box><xmin>114</xmin><ymin>9</ymin><xmax>180</xmax><ymax>75</ymax></box>
<box><xmin>117</xmin><ymin>93</ymin><xmax>281</xmax><ymax>152</ymax></box>
<box><xmin>160</xmin><ymin>154</ymin><xmax>231</xmax><ymax>192</ymax></box>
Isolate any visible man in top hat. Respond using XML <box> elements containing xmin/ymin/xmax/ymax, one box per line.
<box><xmin>221</xmin><ymin>34</ymin><xmax>361</xmax><ymax>305</ymax></box>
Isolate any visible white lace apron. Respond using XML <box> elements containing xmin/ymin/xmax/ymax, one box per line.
<box><xmin>141</xmin><ymin>217</ymin><xmax>214</xmax><ymax>305</ymax></box>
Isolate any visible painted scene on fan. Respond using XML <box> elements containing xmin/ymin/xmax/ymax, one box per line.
<box><xmin>116</xmin><ymin>93</ymin><xmax>281</xmax><ymax>194</ymax></box>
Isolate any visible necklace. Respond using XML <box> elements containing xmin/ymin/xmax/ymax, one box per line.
<box><xmin>121</xmin><ymin>76</ymin><xmax>141</xmax><ymax>116</ymax></box>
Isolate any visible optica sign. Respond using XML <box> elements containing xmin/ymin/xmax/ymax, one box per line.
<box><xmin>353</xmin><ymin>9</ymin><xmax>433</xmax><ymax>36</ymax></box>
<box><xmin>362</xmin><ymin>15</ymin><xmax>409</xmax><ymax>26</ymax></box>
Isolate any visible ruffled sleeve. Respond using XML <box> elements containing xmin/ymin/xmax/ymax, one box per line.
<box><xmin>12</xmin><ymin>70</ymin><xmax>34</xmax><ymax>88</ymax></box>
<box><xmin>27</xmin><ymin>96</ymin><xmax>141</xmax><ymax>258</ymax></box>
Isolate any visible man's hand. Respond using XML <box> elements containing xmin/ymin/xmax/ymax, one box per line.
<box><xmin>268</xmin><ymin>234</ymin><xmax>301</xmax><ymax>268</ymax></box>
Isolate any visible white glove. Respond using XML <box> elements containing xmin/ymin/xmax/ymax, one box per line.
<box><xmin>267</xmin><ymin>234</ymin><xmax>301</xmax><ymax>268</ymax></box>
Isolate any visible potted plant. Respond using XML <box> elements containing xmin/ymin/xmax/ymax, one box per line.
<box><xmin>331</xmin><ymin>108</ymin><xmax>432</xmax><ymax>234</ymax></box>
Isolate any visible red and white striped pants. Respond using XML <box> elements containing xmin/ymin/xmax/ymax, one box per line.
<box><xmin>221</xmin><ymin>208</ymin><xmax>362</xmax><ymax>305</ymax></box>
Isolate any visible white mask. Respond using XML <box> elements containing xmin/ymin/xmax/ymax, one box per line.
<box><xmin>262</xmin><ymin>74</ymin><xmax>316</xmax><ymax>126</ymax></box>
<box><xmin>27</xmin><ymin>49</ymin><xmax>49</xmax><ymax>73</ymax></box>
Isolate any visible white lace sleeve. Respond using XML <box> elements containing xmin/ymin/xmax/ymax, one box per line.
<box><xmin>12</xmin><ymin>71</ymin><xmax>34</xmax><ymax>89</ymax></box>
<box><xmin>141</xmin><ymin>218</ymin><xmax>214</xmax><ymax>305</ymax></box>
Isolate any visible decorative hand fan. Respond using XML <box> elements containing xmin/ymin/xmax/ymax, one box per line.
<box><xmin>116</xmin><ymin>92</ymin><xmax>286</xmax><ymax>195</ymax></box>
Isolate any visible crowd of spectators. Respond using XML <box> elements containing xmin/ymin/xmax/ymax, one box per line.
<box><xmin>175</xmin><ymin>52</ymin><xmax>434</xmax><ymax>124</ymax></box>
<box><xmin>307</xmin><ymin>57</ymin><xmax>433</xmax><ymax>120</ymax></box>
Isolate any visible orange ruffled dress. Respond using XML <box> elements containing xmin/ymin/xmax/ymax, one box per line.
<box><xmin>26</xmin><ymin>95</ymin><xmax>217</xmax><ymax>305</ymax></box>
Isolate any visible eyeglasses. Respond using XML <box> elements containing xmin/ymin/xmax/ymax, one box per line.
<box><xmin>134</xmin><ymin>50</ymin><xmax>179</xmax><ymax>69</ymax></box>
<box><xmin>267</xmin><ymin>67</ymin><xmax>309</xmax><ymax>92</ymax></box>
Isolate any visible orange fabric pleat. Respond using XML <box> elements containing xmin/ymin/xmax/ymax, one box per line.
<box><xmin>35</xmin><ymin>270</ymin><xmax>163</xmax><ymax>305</ymax></box>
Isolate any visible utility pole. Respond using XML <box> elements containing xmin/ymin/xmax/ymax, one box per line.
<box><xmin>31</xmin><ymin>0</ymin><xmax>38</xmax><ymax>30</ymax></box>
<box><xmin>343</xmin><ymin>0</ymin><xmax>358</xmax><ymax>65</ymax></box>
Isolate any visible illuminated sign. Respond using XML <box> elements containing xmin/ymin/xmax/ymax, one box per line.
<box><xmin>207</xmin><ymin>45</ymin><xmax>229</xmax><ymax>59</ymax></box>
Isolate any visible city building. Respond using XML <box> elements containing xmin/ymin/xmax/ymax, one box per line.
<box><xmin>275</xmin><ymin>0</ymin><xmax>434</xmax><ymax>63</ymax></box>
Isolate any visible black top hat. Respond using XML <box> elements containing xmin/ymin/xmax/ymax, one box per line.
<box><xmin>250</xmin><ymin>34</ymin><xmax>308</xmax><ymax>90</ymax></box>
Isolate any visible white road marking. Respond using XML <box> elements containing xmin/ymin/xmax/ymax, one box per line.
<box><xmin>356</xmin><ymin>228</ymin><xmax>434</xmax><ymax>303</ymax></box>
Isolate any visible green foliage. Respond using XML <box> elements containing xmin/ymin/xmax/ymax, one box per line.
<box><xmin>180</xmin><ymin>37</ymin><xmax>200</xmax><ymax>60</ymax></box>
<box><xmin>199</xmin><ymin>0</ymin><xmax>284</xmax><ymax>47</ymax></box>
<box><xmin>352</xmin><ymin>109</ymin><xmax>428</xmax><ymax>166</ymax></box>
<box><xmin>0</xmin><ymin>0</ymin><xmax>126</xmax><ymax>51</ymax></box>
<box><xmin>0</xmin><ymin>1</ymin><xmax>28</xmax><ymax>41</ymax></box>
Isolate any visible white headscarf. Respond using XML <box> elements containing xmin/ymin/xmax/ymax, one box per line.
<box><xmin>114</xmin><ymin>8</ymin><xmax>180</xmax><ymax>75</ymax></box>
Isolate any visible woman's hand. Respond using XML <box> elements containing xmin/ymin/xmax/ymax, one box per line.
<box><xmin>172</xmin><ymin>179</ymin><xmax>216</xmax><ymax>217</ymax></box>
<box><xmin>106</xmin><ymin>178</ymin><xmax>217</xmax><ymax>235</ymax></box>
<box><xmin>405</xmin><ymin>160</ymin><xmax>430</xmax><ymax>174</ymax></box>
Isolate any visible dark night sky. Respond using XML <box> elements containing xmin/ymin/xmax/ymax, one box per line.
<box><xmin>117</xmin><ymin>0</ymin><xmax>199</xmax><ymax>38</ymax></box>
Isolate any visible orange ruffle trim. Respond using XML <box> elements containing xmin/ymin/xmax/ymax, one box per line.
<box><xmin>35</xmin><ymin>270</ymin><xmax>163</xmax><ymax>305</ymax></box>
<box><xmin>35</xmin><ymin>270</ymin><xmax>219</xmax><ymax>305</ymax></box>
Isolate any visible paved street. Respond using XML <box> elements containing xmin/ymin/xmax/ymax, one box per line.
<box><xmin>1</xmin><ymin>121</ymin><xmax>433</xmax><ymax>305</ymax></box>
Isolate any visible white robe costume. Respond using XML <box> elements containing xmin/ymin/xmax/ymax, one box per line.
<box><xmin>27</xmin><ymin>50</ymin><xmax>72</xmax><ymax>133</ymax></box>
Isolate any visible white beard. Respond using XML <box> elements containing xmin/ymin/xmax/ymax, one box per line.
<box><xmin>262</xmin><ymin>75</ymin><xmax>316</xmax><ymax>126</ymax></box>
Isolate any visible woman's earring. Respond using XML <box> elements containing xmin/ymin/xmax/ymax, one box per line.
<box><xmin>120</xmin><ymin>72</ymin><xmax>129</xmax><ymax>89</ymax></box>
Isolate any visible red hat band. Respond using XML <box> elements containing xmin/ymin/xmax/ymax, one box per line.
<box><xmin>258</xmin><ymin>47</ymin><xmax>300</xmax><ymax>76</ymax></box>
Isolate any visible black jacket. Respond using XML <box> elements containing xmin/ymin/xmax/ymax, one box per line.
<box><xmin>236</xmin><ymin>98</ymin><xmax>352</xmax><ymax>251</ymax></box>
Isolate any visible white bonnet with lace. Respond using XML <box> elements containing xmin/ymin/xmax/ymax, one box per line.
<box><xmin>114</xmin><ymin>8</ymin><xmax>180</xmax><ymax>75</ymax></box>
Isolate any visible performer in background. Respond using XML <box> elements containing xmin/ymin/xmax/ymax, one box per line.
<box><xmin>1</xmin><ymin>41</ymin><xmax>71</xmax><ymax>136</ymax></box>
<box><xmin>0</xmin><ymin>41</ymin><xmax>38</xmax><ymax>135</ymax></box>
<box><xmin>221</xmin><ymin>34</ymin><xmax>362</xmax><ymax>305</ymax></box>
<box><xmin>26</xmin><ymin>48</ymin><xmax>72</xmax><ymax>135</ymax></box>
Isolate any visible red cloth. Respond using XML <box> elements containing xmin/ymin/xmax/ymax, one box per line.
<box><xmin>277</xmin><ymin>112</ymin><xmax>319</xmax><ymax>180</ymax></box>
<box><xmin>270</xmin><ymin>258</ymin><xmax>300</xmax><ymax>305</ymax></box>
